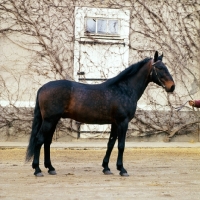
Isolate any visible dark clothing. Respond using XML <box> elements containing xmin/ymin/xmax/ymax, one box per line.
<box><xmin>194</xmin><ymin>100</ymin><xmax>200</xmax><ymax>108</ymax></box>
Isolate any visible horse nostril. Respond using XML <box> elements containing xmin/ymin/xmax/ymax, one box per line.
<box><xmin>170</xmin><ymin>85</ymin><xmax>175</xmax><ymax>92</ymax></box>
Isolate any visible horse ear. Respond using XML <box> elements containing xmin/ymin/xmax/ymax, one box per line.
<box><xmin>154</xmin><ymin>51</ymin><xmax>158</xmax><ymax>62</ymax></box>
<box><xmin>160</xmin><ymin>53</ymin><xmax>163</xmax><ymax>60</ymax></box>
<box><xmin>158</xmin><ymin>53</ymin><xmax>163</xmax><ymax>61</ymax></box>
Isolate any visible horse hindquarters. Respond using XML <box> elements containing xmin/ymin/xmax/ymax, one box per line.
<box><xmin>26</xmin><ymin>88</ymin><xmax>60</xmax><ymax>176</ymax></box>
<box><xmin>30</xmin><ymin>118</ymin><xmax>59</xmax><ymax>176</ymax></box>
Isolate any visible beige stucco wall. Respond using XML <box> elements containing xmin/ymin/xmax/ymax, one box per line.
<box><xmin>0</xmin><ymin>0</ymin><xmax>199</xmax><ymax>106</ymax></box>
<box><xmin>0</xmin><ymin>0</ymin><xmax>199</xmax><ymax>141</ymax></box>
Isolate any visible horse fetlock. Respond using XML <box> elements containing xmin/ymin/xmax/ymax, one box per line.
<box><xmin>34</xmin><ymin>167</ymin><xmax>43</xmax><ymax>176</ymax></box>
<box><xmin>44</xmin><ymin>161</ymin><xmax>52</xmax><ymax>168</ymax></box>
<box><xmin>119</xmin><ymin>171</ymin><xmax>129</xmax><ymax>177</ymax></box>
<box><xmin>102</xmin><ymin>160</ymin><xmax>109</xmax><ymax>168</ymax></box>
<box><xmin>48</xmin><ymin>165</ymin><xmax>55</xmax><ymax>172</ymax></box>
<box><xmin>117</xmin><ymin>164</ymin><xmax>125</xmax><ymax>171</ymax></box>
<box><xmin>117</xmin><ymin>165</ymin><xmax>129</xmax><ymax>176</ymax></box>
<box><xmin>32</xmin><ymin>162</ymin><xmax>39</xmax><ymax>169</ymax></box>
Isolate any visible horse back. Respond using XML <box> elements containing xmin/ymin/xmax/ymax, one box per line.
<box><xmin>37</xmin><ymin>80</ymin><xmax>114</xmax><ymax>123</ymax></box>
<box><xmin>38</xmin><ymin>79</ymin><xmax>137</xmax><ymax>124</ymax></box>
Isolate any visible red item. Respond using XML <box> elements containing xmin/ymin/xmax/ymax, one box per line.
<box><xmin>194</xmin><ymin>100</ymin><xmax>200</xmax><ymax>108</ymax></box>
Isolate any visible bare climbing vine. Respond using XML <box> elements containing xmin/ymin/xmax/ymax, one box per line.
<box><xmin>0</xmin><ymin>0</ymin><xmax>199</xmax><ymax>141</ymax></box>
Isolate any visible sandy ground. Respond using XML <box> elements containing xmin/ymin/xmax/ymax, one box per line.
<box><xmin>0</xmin><ymin>147</ymin><xmax>200</xmax><ymax>200</ymax></box>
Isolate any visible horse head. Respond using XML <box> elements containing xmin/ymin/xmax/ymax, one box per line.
<box><xmin>150</xmin><ymin>51</ymin><xmax>175</xmax><ymax>92</ymax></box>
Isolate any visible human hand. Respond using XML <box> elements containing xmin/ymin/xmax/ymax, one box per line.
<box><xmin>189</xmin><ymin>100</ymin><xmax>195</xmax><ymax>106</ymax></box>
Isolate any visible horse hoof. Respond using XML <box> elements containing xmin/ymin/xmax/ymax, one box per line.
<box><xmin>48</xmin><ymin>170</ymin><xmax>57</xmax><ymax>175</ymax></box>
<box><xmin>103</xmin><ymin>170</ymin><xmax>113</xmax><ymax>175</ymax></box>
<box><xmin>120</xmin><ymin>172</ymin><xmax>129</xmax><ymax>177</ymax></box>
<box><xmin>35</xmin><ymin>172</ymin><xmax>44</xmax><ymax>177</ymax></box>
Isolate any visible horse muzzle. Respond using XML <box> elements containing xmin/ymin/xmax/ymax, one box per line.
<box><xmin>165</xmin><ymin>81</ymin><xmax>175</xmax><ymax>92</ymax></box>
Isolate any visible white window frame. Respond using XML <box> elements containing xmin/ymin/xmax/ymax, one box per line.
<box><xmin>74</xmin><ymin>7</ymin><xmax>130</xmax><ymax>82</ymax></box>
<box><xmin>85</xmin><ymin>17</ymin><xmax>120</xmax><ymax>36</ymax></box>
<box><xmin>74</xmin><ymin>7</ymin><xmax>130</xmax><ymax>41</ymax></box>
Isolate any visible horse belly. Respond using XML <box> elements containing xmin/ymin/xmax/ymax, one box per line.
<box><xmin>68</xmin><ymin>103</ymin><xmax>111</xmax><ymax>124</ymax></box>
<box><xmin>67</xmin><ymin>91</ymin><xmax>112</xmax><ymax>124</ymax></box>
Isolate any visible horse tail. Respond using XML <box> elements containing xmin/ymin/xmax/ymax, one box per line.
<box><xmin>26</xmin><ymin>89</ymin><xmax>42</xmax><ymax>162</ymax></box>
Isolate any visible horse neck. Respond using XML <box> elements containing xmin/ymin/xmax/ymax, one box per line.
<box><xmin>127</xmin><ymin>61</ymin><xmax>152</xmax><ymax>100</ymax></box>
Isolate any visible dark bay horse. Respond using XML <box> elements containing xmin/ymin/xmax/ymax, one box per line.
<box><xmin>26</xmin><ymin>51</ymin><xmax>175</xmax><ymax>177</ymax></box>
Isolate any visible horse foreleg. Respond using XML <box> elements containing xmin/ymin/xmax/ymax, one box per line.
<box><xmin>116</xmin><ymin>120</ymin><xmax>129</xmax><ymax>176</ymax></box>
<box><xmin>102</xmin><ymin>124</ymin><xmax>117</xmax><ymax>175</ymax></box>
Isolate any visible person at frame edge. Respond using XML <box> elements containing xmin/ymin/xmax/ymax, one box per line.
<box><xmin>189</xmin><ymin>100</ymin><xmax>200</xmax><ymax>108</ymax></box>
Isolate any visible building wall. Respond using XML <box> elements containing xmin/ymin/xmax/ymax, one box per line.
<box><xmin>0</xmin><ymin>0</ymin><xmax>199</xmax><ymax>141</ymax></box>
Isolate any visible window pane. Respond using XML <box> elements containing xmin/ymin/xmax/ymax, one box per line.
<box><xmin>97</xmin><ymin>19</ymin><xmax>107</xmax><ymax>34</ymax></box>
<box><xmin>108</xmin><ymin>20</ymin><xmax>118</xmax><ymax>34</ymax></box>
<box><xmin>86</xmin><ymin>18</ymin><xmax>96</xmax><ymax>33</ymax></box>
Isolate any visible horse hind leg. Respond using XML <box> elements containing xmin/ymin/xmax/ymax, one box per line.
<box><xmin>44</xmin><ymin>143</ymin><xmax>56</xmax><ymax>175</ymax></box>
<box><xmin>43</xmin><ymin>119</ymin><xmax>59</xmax><ymax>175</ymax></box>
<box><xmin>32</xmin><ymin>118</ymin><xmax>58</xmax><ymax>176</ymax></box>
<box><xmin>102</xmin><ymin>123</ymin><xmax>117</xmax><ymax>175</ymax></box>
<box><xmin>32</xmin><ymin>128</ymin><xmax>45</xmax><ymax>177</ymax></box>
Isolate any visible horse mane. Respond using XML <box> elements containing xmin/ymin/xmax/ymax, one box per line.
<box><xmin>105</xmin><ymin>57</ymin><xmax>151</xmax><ymax>86</ymax></box>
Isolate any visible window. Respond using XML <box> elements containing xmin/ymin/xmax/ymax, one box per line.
<box><xmin>85</xmin><ymin>18</ymin><xmax>119</xmax><ymax>35</ymax></box>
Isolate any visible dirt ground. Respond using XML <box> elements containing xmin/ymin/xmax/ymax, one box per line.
<box><xmin>0</xmin><ymin>147</ymin><xmax>200</xmax><ymax>200</ymax></box>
